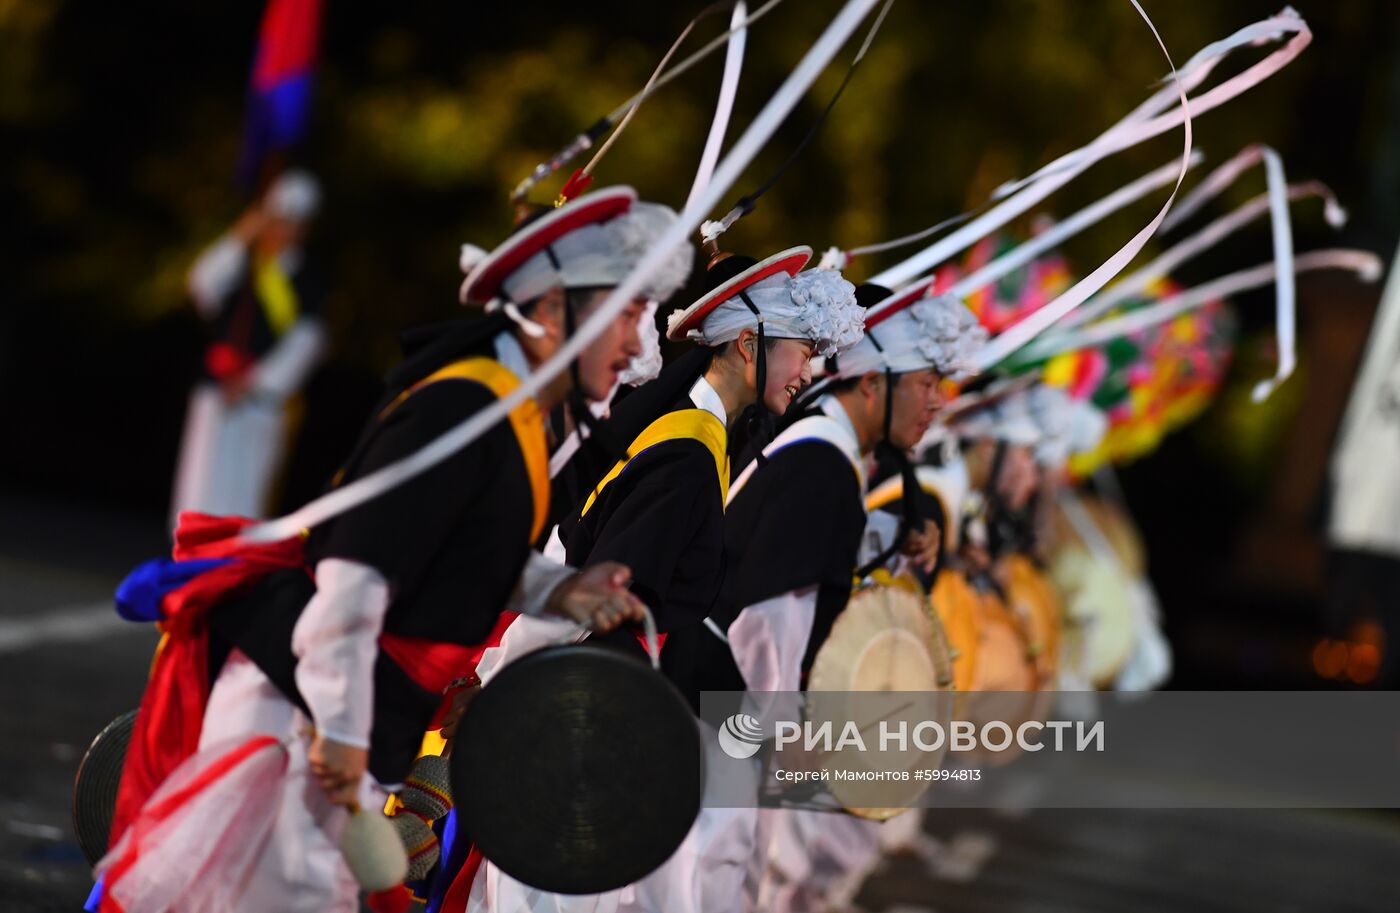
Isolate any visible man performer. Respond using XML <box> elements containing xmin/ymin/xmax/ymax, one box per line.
<box><xmin>100</xmin><ymin>186</ymin><xmax>674</xmax><ymax>913</ymax></box>
<box><xmin>171</xmin><ymin>169</ymin><xmax>328</xmax><ymax>525</ymax></box>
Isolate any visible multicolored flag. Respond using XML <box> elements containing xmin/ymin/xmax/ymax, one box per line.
<box><xmin>238</xmin><ymin>0</ymin><xmax>323</xmax><ymax>188</ymax></box>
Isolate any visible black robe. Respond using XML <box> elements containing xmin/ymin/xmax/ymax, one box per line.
<box><xmin>868</xmin><ymin>448</ymin><xmax>952</xmax><ymax>590</ymax></box>
<box><xmin>209</xmin><ymin>314</ymin><xmax>543</xmax><ymax>784</ymax></box>
<box><xmin>663</xmin><ymin>401</ymin><xmax>868</xmax><ymax>706</ymax></box>
<box><xmin>556</xmin><ymin>350</ymin><xmax>728</xmax><ymax>697</ymax></box>
<box><xmin>200</xmin><ymin>254</ymin><xmax>322</xmax><ymax>378</ymax></box>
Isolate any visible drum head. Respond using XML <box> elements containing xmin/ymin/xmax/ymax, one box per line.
<box><xmin>72</xmin><ymin>709</ymin><xmax>137</xmax><ymax>866</ymax></box>
<box><xmin>932</xmin><ymin>570</ymin><xmax>983</xmax><ymax>695</ymax></box>
<box><xmin>809</xmin><ymin>585</ymin><xmax>953</xmax><ymax>820</ymax></box>
<box><xmin>1004</xmin><ymin>554</ymin><xmax>1063</xmax><ymax>686</ymax></box>
<box><xmin>970</xmin><ymin>593</ymin><xmax>1038</xmax><ymax>693</ymax></box>
<box><xmin>451</xmin><ymin>644</ymin><xmax>702</xmax><ymax>895</ymax></box>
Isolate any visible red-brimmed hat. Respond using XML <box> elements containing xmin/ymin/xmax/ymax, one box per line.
<box><xmin>664</xmin><ymin>246</ymin><xmax>812</xmax><ymax>341</ymax></box>
<box><xmin>861</xmin><ymin>279</ymin><xmax>935</xmax><ymax>331</ymax></box>
<box><xmin>459</xmin><ymin>186</ymin><xmax>637</xmax><ymax>306</ymax></box>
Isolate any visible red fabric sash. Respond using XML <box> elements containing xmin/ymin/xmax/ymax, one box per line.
<box><xmin>380</xmin><ymin>608</ymin><xmax>520</xmax><ymax>715</ymax></box>
<box><xmin>101</xmin><ymin>735</ymin><xmax>282</xmax><ymax>913</ymax></box>
<box><xmin>441</xmin><ymin>846</ymin><xmax>486</xmax><ymax>913</ymax></box>
<box><xmin>108</xmin><ymin>514</ymin><xmax>306</xmax><ymax>851</ymax></box>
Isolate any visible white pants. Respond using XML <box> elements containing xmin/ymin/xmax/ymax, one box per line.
<box><xmin>171</xmin><ymin>384</ymin><xmax>290</xmax><ymax>526</ymax></box>
<box><xmin>198</xmin><ymin>650</ymin><xmax>384</xmax><ymax>913</ymax></box>
<box><xmin>467</xmin><ymin>806</ymin><xmax>757</xmax><ymax>913</ymax></box>
<box><xmin>463</xmin><ymin>696</ymin><xmax>760</xmax><ymax>913</ymax></box>
<box><xmin>758</xmin><ymin>810</ymin><xmax>889</xmax><ymax>913</ymax></box>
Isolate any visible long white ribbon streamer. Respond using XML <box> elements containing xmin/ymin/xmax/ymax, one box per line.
<box><xmin>701</xmin><ymin>0</ymin><xmax>895</xmax><ymax>244</ymax></box>
<box><xmin>508</xmin><ymin>0</ymin><xmax>786</xmax><ymax>203</ymax></box>
<box><xmin>870</xmin><ymin>9</ymin><xmax>1311</xmax><ymax>291</ymax></box>
<box><xmin>582</xmin><ymin>6</ymin><xmax>722</xmax><ymax>180</ymax></box>
<box><xmin>948</xmin><ymin>152</ymin><xmax>1203</xmax><ymax>300</ymax></box>
<box><xmin>545</xmin><ymin>2</ymin><xmax>750</xmax><ymax>480</ymax></box>
<box><xmin>1251</xmin><ymin>148</ymin><xmax>1295</xmax><ymax>401</ymax></box>
<box><xmin>1059</xmin><ymin>179</ymin><xmax>1345</xmax><ymax>332</ymax></box>
<box><xmin>243</xmin><ymin>0</ymin><xmax>884</xmax><ymax>543</ymax></box>
<box><xmin>989</xmin><ymin>9</ymin><xmax>1311</xmax><ymax>202</ymax></box>
<box><xmin>830</xmin><ymin>209</ymin><xmax>975</xmax><ymax>269</ymax></box>
<box><xmin>685</xmin><ymin>0</ymin><xmax>748</xmax><ymax>210</ymax></box>
<box><xmin>1158</xmin><ymin>143</ymin><xmax>1322</xmax><ymax>234</ymax></box>
<box><xmin>966</xmin><ymin>1</ymin><xmax>1193</xmax><ymax>373</ymax></box>
<box><xmin>1020</xmin><ymin>249</ymin><xmax>1384</xmax><ymax>363</ymax></box>
<box><xmin>1048</xmin><ymin>148</ymin><xmax>1340</xmax><ymax>400</ymax></box>
<box><xmin>1161</xmin><ymin>144</ymin><xmax>1275</xmax><ymax>232</ymax></box>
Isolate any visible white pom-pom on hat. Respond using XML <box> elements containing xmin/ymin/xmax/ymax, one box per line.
<box><xmin>458</xmin><ymin>244</ymin><xmax>490</xmax><ymax>304</ymax></box>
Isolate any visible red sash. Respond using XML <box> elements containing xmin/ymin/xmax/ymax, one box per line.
<box><xmin>108</xmin><ymin>514</ymin><xmax>307</xmax><ymax>850</ymax></box>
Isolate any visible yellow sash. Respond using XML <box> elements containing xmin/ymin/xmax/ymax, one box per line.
<box><xmin>864</xmin><ymin>477</ymin><xmax>954</xmax><ymax>538</ymax></box>
<box><xmin>580</xmin><ymin>409</ymin><xmax>729</xmax><ymax>518</ymax></box>
<box><xmin>376</xmin><ymin>357</ymin><xmax>551</xmax><ymax>542</ymax></box>
<box><xmin>253</xmin><ymin>257</ymin><xmax>300</xmax><ymax>336</ymax></box>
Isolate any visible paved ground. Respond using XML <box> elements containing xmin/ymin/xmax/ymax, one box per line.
<box><xmin>0</xmin><ymin>494</ymin><xmax>163</xmax><ymax>911</ymax></box>
<box><xmin>862</xmin><ymin>807</ymin><xmax>1400</xmax><ymax>913</ymax></box>
<box><xmin>1</xmin><ymin>492</ymin><xmax>1397</xmax><ymax>911</ymax></box>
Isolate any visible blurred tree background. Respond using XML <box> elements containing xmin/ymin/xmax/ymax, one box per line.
<box><xmin>2</xmin><ymin>0</ymin><xmax>1398</xmax><ymax>682</ymax></box>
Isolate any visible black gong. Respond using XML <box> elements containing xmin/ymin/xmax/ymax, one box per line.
<box><xmin>450</xmin><ymin>644</ymin><xmax>702</xmax><ymax>894</ymax></box>
<box><xmin>72</xmin><ymin>709</ymin><xmax>138</xmax><ymax>866</ymax></box>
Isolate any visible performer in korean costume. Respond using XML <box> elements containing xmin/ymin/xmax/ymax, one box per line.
<box><xmin>426</xmin><ymin>201</ymin><xmax>696</xmax><ymax>913</ymax></box>
<box><xmin>706</xmin><ymin>286</ymin><xmax>984</xmax><ymax>913</ymax></box>
<box><xmin>171</xmin><ymin>169</ymin><xmax>328</xmax><ymax>525</ymax></box>
<box><xmin>461</xmin><ymin>251</ymin><xmax>858</xmax><ymax>913</ymax></box>
<box><xmin>98</xmin><ymin>187</ymin><xmax>664</xmax><ymax>913</ymax></box>
<box><xmin>711</xmin><ymin>286</ymin><xmax>985</xmax><ymax>695</ymax></box>
<box><xmin>556</xmin><ymin>246</ymin><xmax>865</xmax><ymax>702</ymax></box>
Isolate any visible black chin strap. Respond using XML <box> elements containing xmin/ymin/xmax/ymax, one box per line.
<box><xmin>983</xmin><ymin>439</ymin><xmax>1011</xmax><ymax>560</ymax></box>
<box><xmin>855</xmin><ymin>333</ymin><xmax>923</xmax><ymax>579</ymax></box>
<box><xmin>736</xmin><ymin>289</ymin><xmax>775</xmax><ymax>466</ymax></box>
<box><xmin>545</xmin><ymin>244</ymin><xmax>623</xmax><ymax>463</ymax></box>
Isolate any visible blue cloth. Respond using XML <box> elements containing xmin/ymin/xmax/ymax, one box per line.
<box><xmin>114</xmin><ymin>557</ymin><xmax>233</xmax><ymax>622</ymax></box>
<box><xmin>84</xmin><ymin>876</ymin><xmax>104</xmax><ymax>912</ymax></box>
<box><xmin>423</xmin><ymin>808</ymin><xmax>461</xmax><ymax>913</ymax></box>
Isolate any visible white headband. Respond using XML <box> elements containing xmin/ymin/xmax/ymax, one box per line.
<box><xmin>837</xmin><ymin>292</ymin><xmax>988</xmax><ymax>377</ymax></box>
<box><xmin>460</xmin><ymin>202</ymin><xmax>694</xmax><ymax>307</ymax></box>
<box><xmin>1031</xmin><ymin>387</ymin><xmax>1108</xmax><ymax>467</ymax></box>
<box><xmin>954</xmin><ymin>385</ymin><xmax>1107</xmax><ymax>466</ymax></box>
<box><xmin>678</xmin><ymin>268</ymin><xmax>864</xmax><ymax>358</ymax></box>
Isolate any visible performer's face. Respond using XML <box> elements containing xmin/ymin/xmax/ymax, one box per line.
<box><xmin>998</xmin><ymin>444</ymin><xmax>1040</xmax><ymax>510</ymax></box>
<box><xmin>573</xmin><ymin>289</ymin><xmax>647</xmax><ymax>401</ymax></box>
<box><xmin>888</xmin><ymin>368</ymin><xmax>945</xmax><ymax>450</ymax></box>
<box><xmin>757</xmin><ymin>336</ymin><xmax>817</xmax><ymax>413</ymax></box>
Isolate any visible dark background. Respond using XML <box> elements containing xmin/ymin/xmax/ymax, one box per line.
<box><xmin>2</xmin><ymin>3</ymin><xmax>1400</xmax><ymax>909</ymax></box>
<box><xmin>4</xmin><ymin>0</ymin><xmax>1398</xmax><ymax>686</ymax></box>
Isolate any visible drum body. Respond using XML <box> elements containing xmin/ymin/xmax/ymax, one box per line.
<box><xmin>72</xmin><ymin>709</ymin><xmax>138</xmax><ymax>867</ymax></box>
<box><xmin>930</xmin><ymin>569</ymin><xmax>982</xmax><ymax>695</ymax></box>
<box><xmin>808</xmin><ymin>584</ymin><xmax>954</xmax><ymax>820</ymax></box>
<box><xmin>1048</xmin><ymin>495</ymin><xmax>1143</xmax><ymax>687</ymax></box>
<box><xmin>450</xmin><ymin>644</ymin><xmax>702</xmax><ymax>894</ymax></box>
<box><xmin>1002</xmin><ymin>553</ymin><xmax>1064</xmax><ymax>687</ymax></box>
